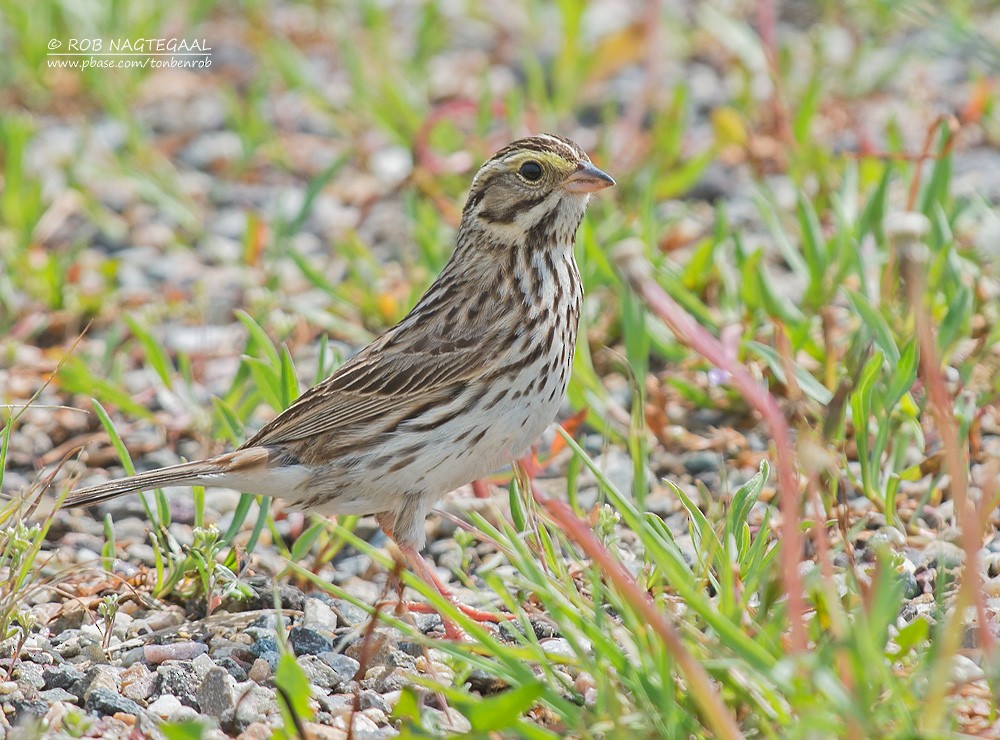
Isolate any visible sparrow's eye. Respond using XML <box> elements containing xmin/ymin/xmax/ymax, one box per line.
<box><xmin>518</xmin><ymin>160</ymin><xmax>543</xmax><ymax>182</ymax></box>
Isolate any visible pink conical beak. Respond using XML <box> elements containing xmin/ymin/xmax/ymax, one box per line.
<box><xmin>562</xmin><ymin>161</ymin><xmax>615</xmax><ymax>193</ymax></box>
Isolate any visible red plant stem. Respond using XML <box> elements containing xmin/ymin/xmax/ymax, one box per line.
<box><xmin>613</xmin><ymin>239</ymin><xmax>806</xmax><ymax>654</ymax></box>
<box><xmin>891</xmin><ymin>211</ymin><xmax>992</xmax><ymax>655</ymax></box>
<box><xmin>534</xmin><ymin>493</ymin><xmax>743</xmax><ymax>740</ymax></box>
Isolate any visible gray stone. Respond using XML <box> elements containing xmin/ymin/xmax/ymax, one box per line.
<box><xmin>258</xmin><ymin>650</ymin><xmax>279</xmax><ymax>670</ymax></box>
<box><xmin>192</xmin><ymin>652</ymin><xmax>217</xmax><ymax>679</ymax></box>
<box><xmin>331</xmin><ymin>599</ymin><xmax>369</xmax><ymax>627</ymax></box>
<box><xmin>297</xmin><ymin>655</ymin><xmax>343</xmax><ymax>690</ymax></box>
<box><xmin>951</xmin><ymin>654</ymin><xmax>985</xmax><ymax>683</ymax></box>
<box><xmin>51</xmin><ymin>633</ymin><xmax>82</xmax><ymax>659</ymax></box>
<box><xmin>147</xmin><ymin>693</ymin><xmax>184</xmax><ymax>719</ymax></box>
<box><xmin>318</xmin><ymin>652</ymin><xmax>360</xmax><ymax>681</ymax></box>
<box><xmin>539</xmin><ymin>638</ymin><xmax>576</xmax><ymax>660</ymax></box>
<box><xmin>241</xmin><ymin>576</ymin><xmax>306</xmax><ymax>612</ymax></box>
<box><xmin>48</xmin><ymin>603</ymin><xmax>86</xmax><ymax>633</ymax></box>
<box><xmin>925</xmin><ymin>540</ymin><xmax>966</xmax><ymax>570</ymax></box>
<box><xmin>413</xmin><ymin>613</ymin><xmax>444</xmax><ymax>635</ymax></box>
<box><xmin>78</xmin><ymin>665</ymin><xmax>120</xmax><ymax>700</ymax></box>
<box><xmin>900</xmin><ymin>570</ymin><xmax>921</xmax><ymax>600</ymax></box>
<box><xmin>363</xmin><ymin>666</ymin><xmax>408</xmax><ymax>694</ymax></box>
<box><xmin>421</xmin><ymin>706</ymin><xmax>472</xmax><ymax>734</ymax></box>
<box><xmin>0</xmin><ymin>681</ymin><xmax>24</xmax><ymax>702</ymax></box>
<box><xmin>39</xmin><ymin>687</ymin><xmax>77</xmax><ymax>703</ymax></box>
<box><xmin>14</xmin><ymin>662</ymin><xmax>46</xmax><ymax>690</ymax></box>
<box><xmin>247</xmin><ymin>613</ymin><xmax>291</xmax><ymax>631</ymax></box>
<box><xmin>119</xmin><ymin>663</ymin><xmax>153</xmax><ymax>697</ymax></box>
<box><xmin>43</xmin><ymin>663</ymin><xmax>84</xmax><ymax>692</ymax></box>
<box><xmin>9</xmin><ymin>698</ymin><xmax>48</xmax><ymax>720</ymax></box>
<box><xmin>289</xmin><ymin>626</ymin><xmax>333</xmax><ymax>656</ymax></box>
<box><xmin>316</xmin><ymin>692</ymin><xmax>353</xmax><ymax>713</ymax></box>
<box><xmin>24</xmin><ymin>648</ymin><xmax>54</xmax><ymax>665</ymax></box>
<box><xmin>197</xmin><ymin>667</ymin><xmax>235</xmax><ymax>718</ymax></box>
<box><xmin>119</xmin><ymin>646</ymin><xmax>146</xmax><ymax>666</ymax></box>
<box><xmin>683</xmin><ymin>451</ymin><xmax>721</xmax><ymax>475</ymax></box>
<box><xmin>180</xmin><ymin>131</ymin><xmax>243</xmax><ymax>170</ymax></box>
<box><xmin>303</xmin><ymin>598</ymin><xmax>338</xmax><ymax>629</ymax></box>
<box><xmin>156</xmin><ymin>662</ymin><xmax>200</xmax><ymax>708</ymax></box>
<box><xmin>468</xmin><ymin>669</ymin><xmax>509</xmax><ymax>695</ymax></box>
<box><xmin>85</xmin><ymin>687</ymin><xmax>143</xmax><ymax>716</ymax></box>
<box><xmin>233</xmin><ymin>684</ymin><xmax>276</xmax><ymax>731</ymax></box>
<box><xmin>216</xmin><ymin>656</ymin><xmax>248</xmax><ymax>682</ymax></box>
<box><xmin>250</xmin><ymin>637</ymin><xmax>279</xmax><ymax>657</ymax></box>
<box><xmin>358</xmin><ymin>689</ymin><xmax>390</xmax><ymax>714</ymax></box>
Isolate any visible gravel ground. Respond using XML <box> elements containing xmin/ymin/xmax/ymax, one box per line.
<box><xmin>3</xmin><ymin>1</ymin><xmax>1000</xmax><ymax>737</ymax></box>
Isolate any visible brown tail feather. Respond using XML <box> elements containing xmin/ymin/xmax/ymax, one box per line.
<box><xmin>63</xmin><ymin>459</ymin><xmax>228</xmax><ymax>508</ymax></box>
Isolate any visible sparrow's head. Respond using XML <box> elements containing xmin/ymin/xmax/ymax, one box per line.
<box><xmin>462</xmin><ymin>134</ymin><xmax>614</xmax><ymax>246</ymax></box>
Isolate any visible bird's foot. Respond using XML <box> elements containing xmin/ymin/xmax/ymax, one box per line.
<box><xmin>377</xmin><ymin>598</ymin><xmax>512</xmax><ymax>640</ymax></box>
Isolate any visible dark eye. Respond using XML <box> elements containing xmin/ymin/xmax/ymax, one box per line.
<box><xmin>519</xmin><ymin>160</ymin><xmax>543</xmax><ymax>182</ymax></box>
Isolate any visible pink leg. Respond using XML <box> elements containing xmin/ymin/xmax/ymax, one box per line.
<box><xmin>398</xmin><ymin>545</ymin><xmax>513</xmax><ymax>639</ymax></box>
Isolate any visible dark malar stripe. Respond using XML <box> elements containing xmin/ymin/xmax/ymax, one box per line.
<box><xmin>479</xmin><ymin>192</ymin><xmax>550</xmax><ymax>224</ymax></box>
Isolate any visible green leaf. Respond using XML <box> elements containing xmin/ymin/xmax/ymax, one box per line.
<box><xmin>884</xmin><ymin>338</ymin><xmax>918</xmax><ymax>412</ymax></box>
<box><xmin>391</xmin><ymin>685</ymin><xmax>423</xmax><ymax>724</ymax></box>
<box><xmin>160</xmin><ymin>720</ymin><xmax>209</xmax><ymax>740</ymax></box>
<box><xmin>124</xmin><ymin>315</ymin><xmax>175</xmax><ymax>389</ymax></box>
<box><xmin>463</xmin><ymin>681</ymin><xmax>546</xmax><ymax>732</ymax></box>
<box><xmin>796</xmin><ymin>192</ymin><xmax>827</xmax><ymax>287</ymax></box>
<box><xmin>937</xmin><ymin>284</ymin><xmax>970</xmax><ymax>355</ymax></box>
<box><xmin>279</xmin><ymin>344</ymin><xmax>300</xmax><ymax>408</ymax></box>
<box><xmin>211</xmin><ymin>397</ymin><xmax>244</xmax><ymax>445</ymax></box>
<box><xmin>242</xmin><ymin>356</ymin><xmax>283</xmax><ymax>412</ymax></box>
<box><xmin>222</xmin><ymin>494</ymin><xmax>255</xmax><ymax>546</ymax></box>
<box><xmin>246</xmin><ymin>496</ymin><xmax>271</xmax><ymax>554</ymax></box>
<box><xmin>744</xmin><ymin>341</ymin><xmax>834</xmax><ymax>405</ymax></box>
<box><xmin>289</xmin><ymin>520</ymin><xmax>326</xmax><ymax>561</ymax></box>
<box><xmin>846</xmin><ymin>290</ymin><xmax>899</xmax><ymax>365</ymax></box>
<box><xmin>509</xmin><ymin>478</ymin><xmax>527</xmax><ymax>532</ymax></box>
<box><xmin>889</xmin><ymin>616</ymin><xmax>929</xmax><ymax>659</ymax></box>
<box><xmin>725</xmin><ymin>460</ymin><xmax>769</xmax><ymax>560</ymax></box>
<box><xmin>58</xmin><ymin>358</ymin><xmax>151</xmax><ymax>420</ymax></box>
<box><xmin>235</xmin><ymin>310</ymin><xmax>280</xmax><ymax>368</ymax></box>
<box><xmin>102</xmin><ymin>513</ymin><xmax>116</xmax><ymax>572</ymax></box>
<box><xmin>275</xmin><ymin>651</ymin><xmax>314</xmax><ymax>735</ymax></box>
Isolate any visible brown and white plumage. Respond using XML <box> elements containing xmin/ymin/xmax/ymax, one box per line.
<box><xmin>64</xmin><ymin>134</ymin><xmax>613</xmax><ymax>631</ymax></box>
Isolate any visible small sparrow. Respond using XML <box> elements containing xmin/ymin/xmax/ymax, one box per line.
<box><xmin>64</xmin><ymin>134</ymin><xmax>614</xmax><ymax>637</ymax></box>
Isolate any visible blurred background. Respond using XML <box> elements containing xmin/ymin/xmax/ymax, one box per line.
<box><xmin>2</xmin><ymin>1</ymin><xmax>1000</xmax><ymax>737</ymax></box>
<box><xmin>2</xmin><ymin>0</ymin><xmax>998</xmax><ymax>452</ymax></box>
<box><xmin>2</xmin><ymin>0</ymin><xmax>998</xmax><ymax>490</ymax></box>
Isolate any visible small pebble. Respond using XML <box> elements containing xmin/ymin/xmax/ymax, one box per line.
<box><xmin>14</xmin><ymin>662</ymin><xmax>46</xmax><ymax>690</ymax></box>
<box><xmin>147</xmin><ymin>693</ymin><xmax>184</xmax><ymax>718</ymax></box>
<box><xmin>197</xmin><ymin>667</ymin><xmax>235</xmax><ymax>718</ymax></box>
<box><xmin>234</xmin><ymin>685</ymin><xmax>276</xmax><ymax>731</ymax></box>
<box><xmin>248</xmin><ymin>658</ymin><xmax>271</xmax><ymax>683</ymax></box>
<box><xmin>39</xmin><ymin>687</ymin><xmax>77</xmax><ymax>703</ymax></box>
<box><xmin>303</xmin><ymin>598</ymin><xmax>338</xmax><ymax>629</ymax></box>
<box><xmin>43</xmin><ymin>664</ymin><xmax>84</xmax><ymax>692</ymax></box>
<box><xmin>156</xmin><ymin>662</ymin><xmax>201</xmax><ymax>708</ymax></box>
<box><xmin>952</xmin><ymin>654</ymin><xmax>986</xmax><ymax>684</ymax></box>
<box><xmin>120</xmin><ymin>663</ymin><xmax>156</xmax><ymax>703</ymax></box>
<box><xmin>298</xmin><ymin>655</ymin><xmax>345</xmax><ymax>690</ymax></box>
<box><xmin>144</xmin><ymin>641</ymin><xmax>208</xmax><ymax>664</ymax></box>
<box><xmin>290</xmin><ymin>626</ymin><xmax>334</xmax><ymax>656</ymax></box>
<box><xmin>85</xmin><ymin>687</ymin><xmax>143</xmax><ymax>716</ymax></box>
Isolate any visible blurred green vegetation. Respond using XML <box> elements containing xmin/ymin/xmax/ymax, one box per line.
<box><xmin>1</xmin><ymin>0</ymin><xmax>999</xmax><ymax>736</ymax></box>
